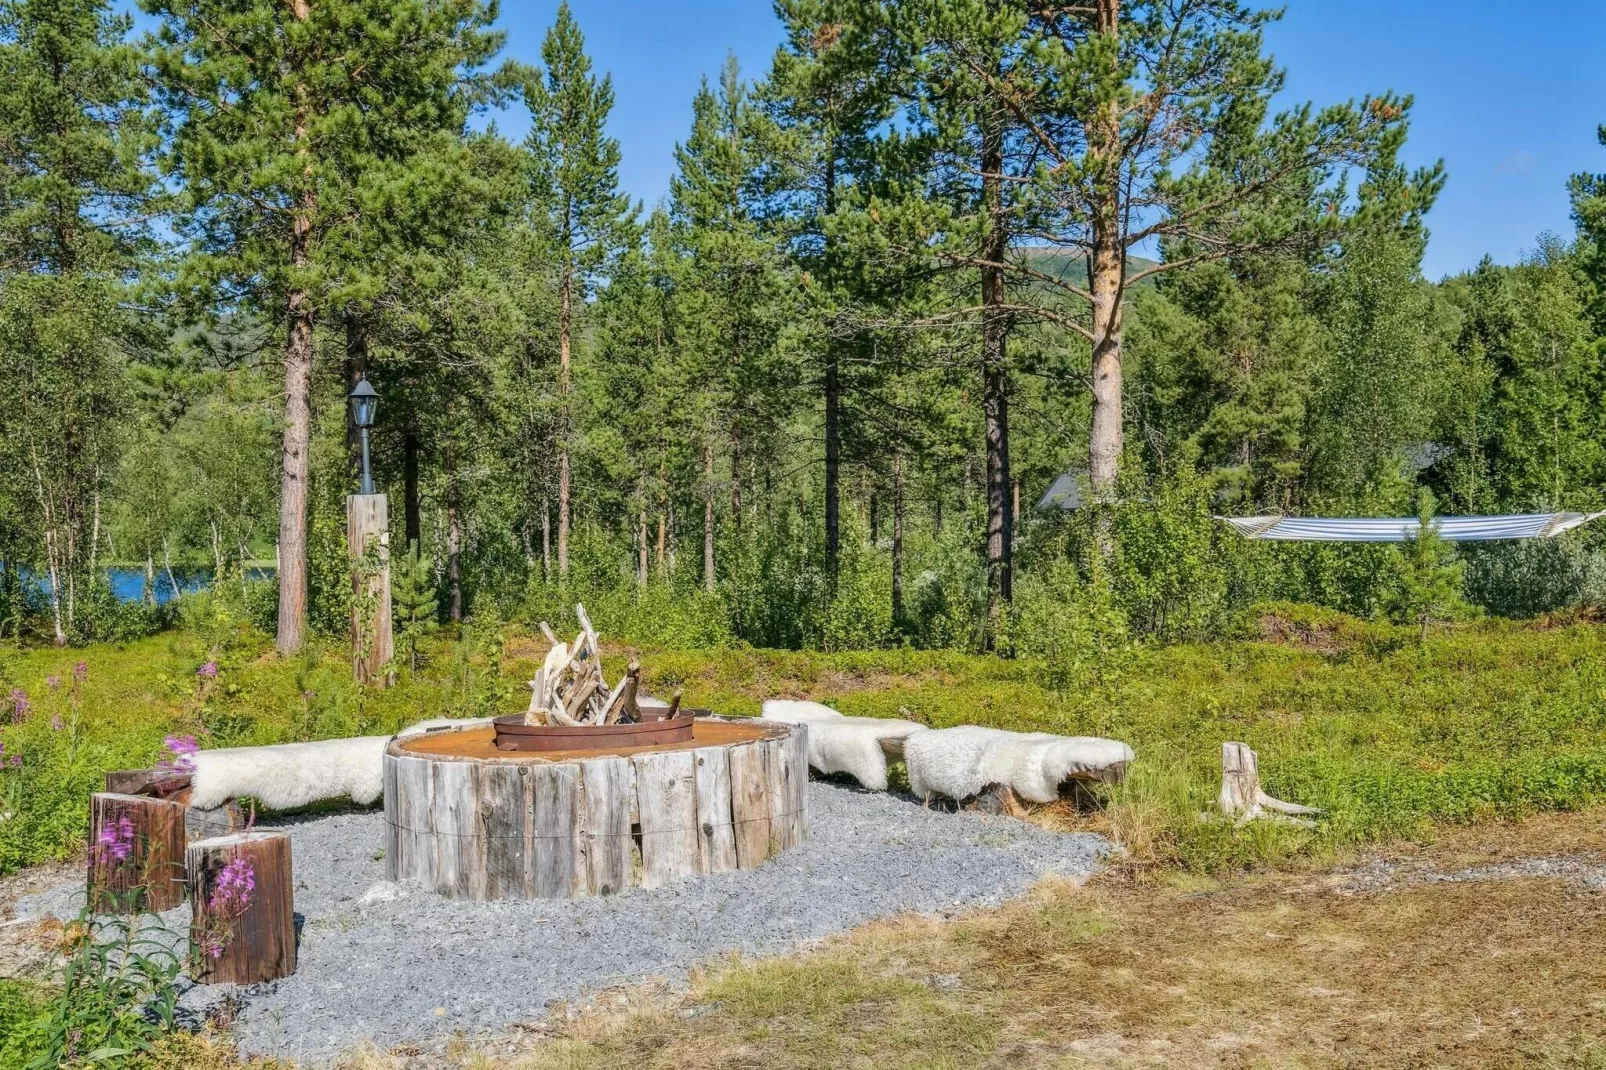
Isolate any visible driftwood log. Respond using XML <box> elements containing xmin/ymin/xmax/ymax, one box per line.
<box><xmin>383</xmin><ymin>718</ymin><xmax>808</xmax><ymax>900</ymax></box>
<box><xmin>87</xmin><ymin>792</ymin><xmax>188</xmax><ymax>912</ymax></box>
<box><xmin>1218</xmin><ymin>742</ymin><xmax>1321</xmax><ymax>827</ymax></box>
<box><xmin>187</xmin><ymin>831</ymin><xmax>297</xmax><ymax>984</ymax></box>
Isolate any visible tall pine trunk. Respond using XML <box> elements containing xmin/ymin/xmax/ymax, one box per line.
<box><xmin>556</xmin><ymin>268</ymin><xmax>573</xmax><ymax>581</ymax></box>
<box><xmin>1087</xmin><ymin>0</ymin><xmax>1125</xmax><ymax>497</ymax></box>
<box><xmin>980</xmin><ymin>113</ymin><xmax>1014</xmax><ymax>646</ymax></box>
<box><xmin>276</xmin><ymin>0</ymin><xmax>315</xmax><ymax>655</ymax></box>
<box><xmin>703</xmin><ymin>442</ymin><xmax>716</xmax><ymax>594</ymax></box>
<box><xmin>821</xmin><ymin>148</ymin><xmax>841</xmax><ymax>586</ymax></box>
<box><xmin>891</xmin><ymin>450</ymin><xmax>905</xmax><ymax>627</ymax></box>
<box><xmin>637</xmin><ymin>479</ymin><xmax>649</xmax><ymax>589</ymax></box>
<box><xmin>446</xmin><ymin>448</ymin><xmax>462</xmax><ymax>623</ymax></box>
<box><xmin>541</xmin><ymin>490</ymin><xmax>551</xmax><ymax>582</ymax></box>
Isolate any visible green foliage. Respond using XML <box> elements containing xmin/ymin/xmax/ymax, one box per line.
<box><xmin>5</xmin><ymin>909</ymin><xmax>183</xmax><ymax>1068</ymax></box>
<box><xmin>1387</xmin><ymin>491</ymin><xmax>1473</xmax><ymax>640</ymax></box>
<box><xmin>391</xmin><ymin>545</ymin><xmax>438</xmax><ymax>671</ymax></box>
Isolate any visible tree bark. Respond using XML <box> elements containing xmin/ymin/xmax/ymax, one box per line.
<box><xmin>637</xmin><ymin>478</ymin><xmax>648</xmax><ymax>589</ymax></box>
<box><xmin>557</xmin><ymin>271</ymin><xmax>573</xmax><ymax>581</ymax></box>
<box><xmin>446</xmin><ymin>450</ymin><xmax>462</xmax><ymax>623</ymax></box>
<box><xmin>980</xmin><ymin>112</ymin><xmax>1014</xmax><ymax>645</ymax></box>
<box><xmin>822</xmin><ymin>148</ymin><xmax>841</xmax><ymax>586</ymax></box>
<box><xmin>1087</xmin><ymin>0</ymin><xmax>1125</xmax><ymax>497</ymax></box>
<box><xmin>703</xmin><ymin>443</ymin><xmax>716</xmax><ymax>593</ymax></box>
<box><xmin>891</xmin><ymin>451</ymin><xmax>905</xmax><ymax>627</ymax></box>
<box><xmin>403</xmin><ymin>427</ymin><xmax>421</xmax><ymax>549</ymax></box>
<box><xmin>277</xmin><ymin>0</ymin><xmax>316</xmax><ymax>655</ymax></box>
<box><xmin>730</xmin><ymin>421</ymin><xmax>742</xmax><ymax>531</ymax></box>
<box><xmin>541</xmin><ymin>490</ymin><xmax>551</xmax><ymax>582</ymax></box>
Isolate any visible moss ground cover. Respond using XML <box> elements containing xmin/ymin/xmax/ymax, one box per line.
<box><xmin>2</xmin><ymin>607</ymin><xmax>1605</xmax><ymax>874</ymax></box>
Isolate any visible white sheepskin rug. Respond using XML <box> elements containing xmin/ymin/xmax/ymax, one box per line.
<box><xmin>903</xmin><ymin>725</ymin><xmax>1134</xmax><ymax>804</ymax></box>
<box><xmin>188</xmin><ymin>717</ymin><xmax>494</xmax><ymax>811</ymax></box>
<box><xmin>761</xmin><ymin>699</ymin><xmax>927</xmax><ymax>791</ymax></box>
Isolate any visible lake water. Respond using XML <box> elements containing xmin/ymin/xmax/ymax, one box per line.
<box><xmin>23</xmin><ymin>567</ymin><xmax>276</xmax><ymax>606</ymax></box>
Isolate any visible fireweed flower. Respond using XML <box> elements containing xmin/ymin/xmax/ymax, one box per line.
<box><xmin>201</xmin><ymin>858</ymin><xmax>256</xmax><ymax>958</ymax></box>
<box><xmin>163</xmin><ymin>734</ymin><xmax>200</xmax><ymax>773</ymax></box>
<box><xmin>8</xmin><ymin>689</ymin><xmax>28</xmax><ymax>723</ymax></box>
<box><xmin>45</xmin><ymin>675</ymin><xmax>60</xmax><ymax>691</ymax></box>
<box><xmin>50</xmin><ymin>714</ymin><xmax>63</xmax><ymax>732</ymax></box>
<box><xmin>72</xmin><ymin>662</ymin><xmax>87</xmax><ymax>683</ymax></box>
<box><xmin>197</xmin><ymin>661</ymin><xmax>218</xmax><ymax>680</ymax></box>
<box><xmin>6</xmin><ymin>755</ymin><xmax>18</xmax><ymax>769</ymax></box>
<box><xmin>94</xmin><ymin>813</ymin><xmax>135</xmax><ymax>866</ymax></box>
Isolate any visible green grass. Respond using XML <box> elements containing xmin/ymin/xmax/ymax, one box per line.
<box><xmin>2</xmin><ymin>604</ymin><xmax>1604</xmax><ymax>874</ymax></box>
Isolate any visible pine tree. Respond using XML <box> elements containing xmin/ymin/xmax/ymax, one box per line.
<box><xmin>0</xmin><ymin>0</ymin><xmax>158</xmax><ymax>642</ymax></box>
<box><xmin>522</xmin><ymin>1</ymin><xmax>636</xmax><ymax>582</ymax></box>
<box><xmin>671</xmin><ymin>57</ymin><xmax>795</xmax><ymax>591</ymax></box>
<box><xmin>391</xmin><ymin>544</ymin><xmax>438</xmax><ymax>671</ymax></box>
<box><xmin>765</xmin><ymin>0</ymin><xmax>894</xmax><ymax>587</ymax></box>
<box><xmin>144</xmin><ymin>0</ymin><xmax>512</xmax><ymax>654</ymax></box>
<box><xmin>1389</xmin><ymin>491</ymin><xmax>1470</xmax><ymax>642</ymax></box>
<box><xmin>884</xmin><ymin>0</ymin><xmax>1442</xmax><ymax>504</ymax></box>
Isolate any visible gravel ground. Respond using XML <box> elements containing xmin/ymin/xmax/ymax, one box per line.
<box><xmin>16</xmin><ymin>781</ymin><xmax>1110</xmax><ymax>1065</ymax></box>
<box><xmin>1336</xmin><ymin>854</ymin><xmax>1606</xmax><ymax>893</ymax></box>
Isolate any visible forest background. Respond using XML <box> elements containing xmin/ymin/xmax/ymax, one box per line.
<box><xmin>4</xmin><ymin>0</ymin><xmax>1606</xmax><ymax>663</ymax></box>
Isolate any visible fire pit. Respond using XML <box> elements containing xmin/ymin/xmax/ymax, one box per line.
<box><xmin>382</xmin><ymin>716</ymin><xmax>807</xmax><ymax>900</ymax></box>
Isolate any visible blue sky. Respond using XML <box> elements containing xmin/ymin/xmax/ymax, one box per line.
<box><xmin>487</xmin><ymin>1</ymin><xmax>1605</xmax><ymax>281</ymax></box>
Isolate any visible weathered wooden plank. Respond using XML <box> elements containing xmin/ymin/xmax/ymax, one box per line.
<box><xmin>633</xmin><ymin>749</ymin><xmax>700</xmax><ymax>888</ymax></box>
<box><xmin>579</xmin><ymin>758</ymin><xmax>633</xmax><ymax>895</ymax></box>
<box><xmin>391</xmin><ymin>752</ymin><xmax>435</xmax><ymax>884</ymax></box>
<box><xmin>789</xmin><ymin>724</ymin><xmax>811</xmax><ymax>845</ymax></box>
<box><xmin>479</xmin><ymin>761</ymin><xmax>530</xmax><ymax>898</ymax></box>
<box><xmin>531</xmin><ymin>764</ymin><xmax>581</xmax><ymax>898</ymax></box>
<box><xmin>187</xmin><ymin>831</ymin><xmax>296</xmax><ymax>984</ymax></box>
<box><xmin>431</xmin><ymin>760</ymin><xmax>481</xmax><ymax>899</ymax></box>
<box><xmin>381</xmin><ymin>750</ymin><xmax>399</xmax><ymax>880</ymax></box>
<box><xmin>728</xmin><ymin>741</ymin><xmax>772</xmax><ymax>869</ymax></box>
<box><xmin>763</xmin><ymin>736</ymin><xmax>792</xmax><ymax>854</ymax></box>
<box><xmin>692</xmin><ymin>745</ymin><xmax>737</xmax><ymax>874</ymax></box>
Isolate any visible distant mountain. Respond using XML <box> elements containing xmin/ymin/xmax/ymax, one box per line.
<box><xmin>1020</xmin><ymin>247</ymin><xmax>1161</xmax><ymax>287</ymax></box>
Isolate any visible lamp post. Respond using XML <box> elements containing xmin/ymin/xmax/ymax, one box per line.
<box><xmin>346</xmin><ymin>378</ymin><xmax>391</xmax><ymax>685</ymax></box>
<box><xmin>349</xmin><ymin>378</ymin><xmax>379</xmax><ymax>495</ymax></box>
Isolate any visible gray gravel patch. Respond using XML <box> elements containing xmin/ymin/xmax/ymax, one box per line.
<box><xmin>15</xmin><ymin>781</ymin><xmax>1110</xmax><ymax>1065</ymax></box>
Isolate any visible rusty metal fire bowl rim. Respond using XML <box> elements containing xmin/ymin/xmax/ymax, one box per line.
<box><xmin>491</xmin><ymin>712</ymin><xmax>697</xmax><ymax>752</ymax></box>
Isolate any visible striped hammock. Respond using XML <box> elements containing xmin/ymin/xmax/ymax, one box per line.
<box><xmin>1219</xmin><ymin>512</ymin><xmax>1606</xmax><ymax>543</ymax></box>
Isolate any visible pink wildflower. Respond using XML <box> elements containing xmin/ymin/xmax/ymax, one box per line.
<box><xmin>197</xmin><ymin>661</ymin><xmax>218</xmax><ymax>680</ymax></box>
<box><xmin>50</xmin><ymin>714</ymin><xmax>63</xmax><ymax>732</ymax></box>
<box><xmin>72</xmin><ymin>662</ymin><xmax>88</xmax><ymax>683</ymax></box>
<box><xmin>202</xmin><ymin>858</ymin><xmax>256</xmax><ymax>958</ymax></box>
<box><xmin>163</xmin><ymin>734</ymin><xmax>200</xmax><ymax>773</ymax></box>
<box><xmin>45</xmin><ymin>675</ymin><xmax>61</xmax><ymax>691</ymax></box>
<box><xmin>8</xmin><ymin>689</ymin><xmax>28</xmax><ymax>723</ymax></box>
<box><xmin>6</xmin><ymin>755</ymin><xmax>18</xmax><ymax>769</ymax></box>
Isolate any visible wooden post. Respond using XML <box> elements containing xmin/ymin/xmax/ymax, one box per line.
<box><xmin>87</xmin><ymin>792</ymin><xmax>188</xmax><ymax>913</ymax></box>
<box><xmin>187</xmin><ymin>831</ymin><xmax>296</xmax><ymax>984</ymax></box>
<box><xmin>347</xmin><ymin>492</ymin><xmax>393</xmax><ymax>686</ymax></box>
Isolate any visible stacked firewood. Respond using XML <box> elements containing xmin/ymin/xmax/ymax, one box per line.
<box><xmin>523</xmin><ymin>604</ymin><xmax>679</xmax><ymax>727</ymax></box>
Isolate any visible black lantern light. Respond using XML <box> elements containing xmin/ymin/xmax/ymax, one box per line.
<box><xmin>349</xmin><ymin>378</ymin><xmax>379</xmax><ymax>495</ymax></box>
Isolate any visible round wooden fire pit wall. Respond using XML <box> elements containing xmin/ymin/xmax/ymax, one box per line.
<box><xmin>383</xmin><ymin>717</ymin><xmax>807</xmax><ymax>900</ymax></box>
